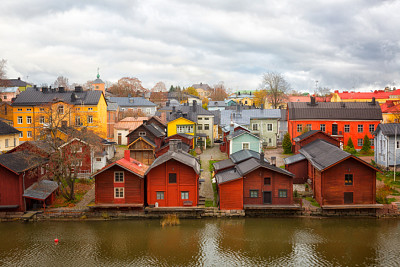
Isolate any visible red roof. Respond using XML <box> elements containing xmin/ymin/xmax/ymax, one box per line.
<box><xmin>381</xmin><ymin>100</ymin><xmax>400</xmax><ymax>113</ymax></box>
<box><xmin>334</xmin><ymin>89</ymin><xmax>400</xmax><ymax>100</ymax></box>
<box><xmin>94</xmin><ymin>156</ymin><xmax>148</xmax><ymax>177</ymax></box>
<box><xmin>288</xmin><ymin>95</ymin><xmax>332</xmax><ymax>102</ymax></box>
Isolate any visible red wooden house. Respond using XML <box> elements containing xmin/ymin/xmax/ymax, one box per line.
<box><xmin>0</xmin><ymin>151</ymin><xmax>57</xmax><ymax>211</ymax></box>
<box><xmin>287</xmin><ymin>97</ymin><xmax>382</xmax><ymax>149</ymax></box>
<box><xmin>285</xmin><ymin>139</ymin><xmax>381</xmax><ymax>208</ymax></box>
<box><xmin>293</xmin><ymin>130</ymin><xmax>340</xmax><ymax>154</ymax></box>
<box><xmin>215</xmin><ymin>152</ymin><xmax>295</xmax><ymax>210</ymax></box>
<box><xmin>93</xmin><ymin>150</ymin><xmax>148</xmax><ymax>208</ymax></box>
<box><xmin>145</xmin><ymin>139</ymin><xmax>200</xmax><ymax>207</ymax></box>
<box><xmin>155</xmin><ymin>141</ymin><xmax>191</xmax><ymax>157</ymax></box>
<box><xmin>59</xmin><ymin>138</ymin><xmax>92</xmax><ymax>176</ymax></box>
<box><xmin>127</xmin><ymin>136</ymin><xmax>156</xmax><ymax>165</ymax></box>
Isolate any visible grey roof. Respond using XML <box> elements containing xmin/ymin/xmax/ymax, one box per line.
<box><xmin>288</xmin><ymin>102</ymin><xmax>383</xmax><ymax>120</ymax></box>
<box><xmin>208</xmin><ymin>101</ymin><xmax>226</xmax><ymax>107</ymax></box>
<box><xmin>374</xmin><ymin>123</ymin><xmax>400</xmax><ymax>136</ymax></box>
<box><xmin>167</xmin><ymin>133</ymin><xmax>195</xmax><ymax>140</ymax></box>
<box><xmin>145</xmin><ymin>150</ymin><xmax>200</xmax><ymax>175</ymax></box>
<box><xmin>221</xmin><ymin>123</ymin><xmax>250</xmax><ymax>133</ymax></box>
<box><xmin>0</xmin><ymin>151</ymin><xmax>48</xmax><ymax>174</ymax></box>
<box><xmin>293</xmin><ymin>130</ymin><xmax>320</xmax><ymax>142</ymax></box>
<box><xmin>12</xmin><ymin>90</ymin><xmax>103</xmax><ymax>106</ymax></box>
<box><xmin>215</xmin><ymin>167</ymin><xmax>242</xmax><ymax>184</ymax></box>
<box><xmin>283</xmin><ymin>153</ymin><xmax>307</xmax><ymax>165</ymax></box>
<box><xmin>220</xmin><ymin>109</ymin><xmax>282</xmax><ymax>126</ymax></box>
<box><xmin>23</xmin><ymin>180</ymin><xmax>58</xmax><ymax>200</ymax></box>
<box><xmin>144</xmin><ymin>123</ymin><xmax>165</xmax><ymax>137</ymax></box>
<box><xmin>299</xmin><ymin>139</ymin><xmax>351</xmax><ymax>171</ymax></box>
<box><xmin>209</xmin><ymin>110</ymin><xmax>221</xmax><ymax>125</ymax></box>
<box><xmin>109</xmin><ymin>97</ymin><xmax>156</xmax><ymax>107</ymax></box>
<box><xmin>141</xmin><ymin>136</ymin><xmax>156</xmax><ymax>147</ymax></box>
<box><xmin>0</xmin><ymin>120</ymin><xmax>20</xmax><ymax>135</ymax></box>
<box><xmin>164</xmin><ymin>104</ymin><xmax>214</xmax><ymax>123</ymax></box>
<box><xmin>230</xmin><ymin>149</ymin><xmax>269</xmax><ymax>164</ymax></box>
<box><xmin>236</xmin><ymin>158</ymin><xmax>294</xmax><ymax>177</ymax></box>
<box><xmin>157</xmin><ymin>141</ymin><xmax>190</xmax><ymax>153</ymax></box>
<box><xmin>0</xmin><ymin>87</ymin><xmax>19</xmax><ymax>93</ymax></box>
<box><xmin>30</xmin><ymin>140</ymin><xmax>56</xmax><ymax>153</ymax></box>
<box><xmin>107</xmin><ymin>101</ymin><xmax>119</xmax><ymax>111</ymax></box>
<box><xmin>227</xmin><ymin>129</ymin><xmax>260</xmax><ymax>140</ymax></box>
<box><xmin>0</xmin><ymin>78</ymin><xmax>31</xmax><ymax>87</ymax></box>
<box><xmin>280</xmin><ymin>109</ymin><xmax>287</xmax><ymax>121</ymax></box>
<box><xmin>93</xmin><ymin>78</ymin><xmax>104</xmax><ymax>84</ymax></box>
<box><xmin>192</xmin><ymin>83</ymin><xmax>212</xmax><ymax>90</ymax></box>
<box><xmin>213</xmin><ymin>158</ymin><xmax>234</xmax><ymax>171</ymax></box>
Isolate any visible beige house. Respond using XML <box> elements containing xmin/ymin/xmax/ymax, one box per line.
<box><xmin>113</xmin><ymin>117</ymin><xmax>147</xmax><ymax>145</ymax></box>
<box><xmin>0</xmin><ymin>120</ymin><xmax>20</xmax><ymax>153</ymax></box>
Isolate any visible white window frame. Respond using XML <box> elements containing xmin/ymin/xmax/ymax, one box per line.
<box><xmin>156</xmin><ymin>191</ymin><xmax>164</xmax><ymax>200</ymax></box>
<box><xmin>17</xmin><ymin>116</ymin><xmax>23</xmax><ymax>124</ymax></box>
<box><xmin>114</xmin><ymin>171</ymin><xmax>124</xmax><ymax>182</ymax></box>
<box><xmin>26</xmin><ymin>108</ymin><xmax>32</xmax><ymax>111</ymax></box>
<box><xmin>252</xmin><ymin>123</ymin><xmax>259</xmax><ymax>131</ymax></box>
<box><xmin>306</xmin><ymin>124</ymin><xmax>312</xmax><ymax>131</ymax></box>
<box><xmin>396</xmin><ymin>141</ymin><xmax>400</xmax><ymax>149</ymax></box>
<box><xmin>370</xmin><ymin>139</ymin><xmax>374</xmax><ymax>147</ymax></box>
<box><xmin>17</xmin><ymin>108</ymin><xmax>22</xmax><ymax>111</ymax></box>
<box><xmin>242</xmin><ymin>142</ymin><xmax>250</xmax><ymax>150</ymax></box>
<box><xmin>297</xmin><ymin>124</ymin><xmax>303</xmax><ymax>132</ymax></box>
<box><xmin>58</xmin><ymin>105</ymin><xmax>64</xmax><ymax>114</ymax></box>
<box><xmin>267</xmin><ymin>123</ymin><xmax>273</xmax><ymax>132</ymax></box>
<box><xmin>358</xmin><ymin>124</ymin><xmax>363</xmax><ymax>133</ymax></box>
<box><xmin>357</xmin><ymin>138</ymin><xmax>363</xmax><ymax>147</ymax></box>
<box><xmin>27</xmin><ymin>131</ymin><xmax>32</xmax><ymax>138</ymax></box>
<box><xmin>369</xmin><ymin>124</ymin><xmax>375</xmax><ymax>133</ymax></box>
<box><xmin>344</xmin><ymin>125</ymin><xmax>350</xmax><ymax>133</ymax></box>
<box><xmin>88</xmin><ymin>107</ymin><xmax>93</xmax><ymax>111</ymax></box>
<box><xmin>26</xmin><ymin>116</ymin><xmax>32</xmax><ymax>124</ymax></box>
<box><xmin>114</xmin><ymin>187</ymin><xmax>124</xmax><ymax>198</ymax></box>
<box><xmin>146</xmin><ymin>108</ymin><xmax>151</xmax><ymax>114</ymax></box>
<box><xmin>139</xmin><ymin>131</ymin><xmax>146</xmax><ymax>136</ymax></box>
<box><xmin>87</xmin><ymin>115</ymin><xmax>93</xmax><ymax>124</ymax></box>
<box><xmin>320</xmin><ymin>124</ymin><xmax>326</xmax><ymax>131</ymax></box>
<box><xmin>5</xmin><ymin>139</ymin><xmax>8</xmax><ymax>148</ymax></box>
<box><xmin>197</xmin><ymin>124</ymin><xmax>203</xmax><ymax>130</ymax></box>
<box><xmin>19</xmin><ymin>132</ymin><xmax>23</xmax><ymax>138</ymax></box>
<box><xmin>39</xmin><ymin>116</ymin><xmax>45</xmax><ymax>124</ymax></box>
<box><xmin>204</xmin><ymin>124</ymin><xmax>209</xmax><ymax>130</ymax></box>
<box><xmin>181</xmin><ymin>191</ymin><xmax>189</xmax><ymax>200</ymax></box>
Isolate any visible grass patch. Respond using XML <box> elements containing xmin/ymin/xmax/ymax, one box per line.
<box><xmin>304</xmin><ymin>196</ymin><xmax>320</xmax><ymax>207</ymax></box>
<box><xmin>209</xmin><ymin>160</ymin><xmax>219</xmax><ymax>207</ymax></box>
<box><xmin>205</xmin><ymin>200</ymin><xmax>215</xmax><ymax>207</ymax></box>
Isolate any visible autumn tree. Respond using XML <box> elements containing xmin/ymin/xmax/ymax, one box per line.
<box><xmin>118</xmin><ymin>109</ymin><xmax>147</xmax><ymax>120</ymax></box>
<box><xmin>184</xmin><ymin>86</ymin><xmax>200</xmax><ymax>97</ymax></box>
<box><xmin>202</xmin><ymin>97</ymin><xmax>209</xmax><ymax>110</ymax></box>
<box><xmin>108</xmin><ymin>77</ymin><xmax>147</xmax><ymax>97</ymax></box>
<box><xmin>82</xmin><ymin>80</ymin><xmax>94</xmax><ymax>91</ymax></box>
<box><xmin>210</xmin><ymin>84</ymin><xmax>228</xmax><ymax>101</ymax></box>
<box><xmin>262</xmin><ymin>72</ymin><xmax>290</xmax><ymax>109</ymax></box>
<box><xmin>53</xmin><ymin>76</ymin><xmax>70</xmax><ymax>90</ymax></box>
<box><xmin>151</xmin><ymin>81</ymin><xmax>167</xmax><ymax>92</ymax></box>
<box><xmin>253</xmin><ymin>89</ymin><xmax>268</xmax><ymax>108</ymax></box>
<box><xmin>0</xmin><ymin>59</ymin><xmax>7</xmax><ymax>79</ymax></box>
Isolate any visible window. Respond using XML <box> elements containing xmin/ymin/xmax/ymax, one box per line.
<box><xmin>198</xmin><ymin>124</ymin><xmax>203</xmax><ymax>130</ymax></box>
<box><xmin>198</xmin><ymin>117</ymin><xmax>202</xmax><ymax>120</ymax></box>
<box><xmin>5</xmin><ymin>139</ymin><xmax>8</xmax><ymax>148</ymax></box>
<box><xmin>27</xmin><ymin>116</ymin><xmax>32</xmax><ymax>124</ymax></box>
<box><xmin>177</xmin><ymin>125</ymin><xmax>193</xmax><ymax>133</ymax></box>
<box><xmin>40</xmin><ymin>108</ymin><xmax>45</xmax><ymax>112</ymax></box>
<box><xmin>95</xmin><ymin>86</ymin><xmax>99</xmax><ymax>89</ymax></box>
<box><xmin>96</xmin><ymin>158</ymin><xmax>102</xmax><ymax>162</ymax></box>
<box><xmin>146</xmin><ymin>108</ymin><xmax>151</xmax><ymax>114</ymax></box>
<box><xmin>114</xmin><ymin>171</ymin><xmax>124</xmax><ymax>182</ymax></box>
<box><xmin>58</xmin><ymin>105</ymin><xmax>64</xmax><ymax>114</ymax></box>
<box><xmin>87</xmin><ymin>115</ymin><xmax>93</xmax><ymax>124</ymax></box>
<box><xmin>17</xmin><ymin>116</ymin><xmax>23</xmax><ymax>124</ymax></box>
<box><xmin>358</xmin><ymin>124</ymin><xmax>363</xmax><ymax>133</ymax></box>
<box><xmin>205</xmin><ymin>117</ymin><xmax>209</xmax><ymax>120</ymax></box>
<box><xmin>156</xmin><ymin>191</ymin><xmax>164</xmax><ymax>200</ymax></box>
<box><xmin>75</xmin><ymin>116</ymin><xmax>81</xmax><ymax>126</ymax></box>
<box><xmin>370</xmin><ymin>139</ymin><xmax>374</xmax><ymax>147</ymax></box>
<box><xmin>27</xmin><ymin>131</ymin><xmax>32</xmax><ymax>138</ymax></box>
<box><xmin>169</xmin><ymin>173</ymin><xmax>177</xmax><ymax>184</ymax></box>
<box><xmin>358</xmin><ymin>138</ymin><xmax>363</xmax><ymax>147</ymax></box>
<box><xmin>250</xmin><ymin>190</ymin><xmax>258</xmax><ymax>198</ymax></box>
<box><xmin>17</xmin><ymin>108</ymin><xmax>22</xmax><ymax>111</ymax></box>
<box><xmin>344</xmin><ymin>192</ymin><xmax>353</xmax><ymax>204</ymax></box>
<box><xmin>397</xmin><ymin>141</ymin><xmax>400</xmax><ymax>149</ymax></box>
<box><xmin>88</xmin><ymin>108</ymin><xmax>93</xmax><ymax>111</ymax></box>
<box><xmin>344</xmin><ymin>125</ymin><xmax>350</xmax><ymax>133</ymax></box>
<box><xmin>369</xmin><ymin>124</ymin><xmax>375</xmax><ymax>133</ymax></box>
<box><xmin>76</xmin><ymin>108</ymin><xmax>80</xmax><ymax>111</ymax></box>
<box><xmin>204</xmin><ymin>124</ymin><xmax>209</xmax><ymax>130</ymax></box>
<box><xmin>306</xmin><ymin>124</ymin><xmax>312</xmax><ymax>131</ymax></box>
<box><xmin>264</xmin><ymin>177</ymin><xmax>271</xmax><ymax>185</ymax></box>
<box><xmin>19</xmin><ymin>132</ymin><xmax>23</xmax><ymax>138</ymax></box>
<box><xmin>139</xmin><ymin>131</ymin><xmax>146</xmax><ymax>136</ymax></box>
<box><xmin>297</xmin><ymin>124</ymin><xmax>303</xmax><ymax>132</ymax></box>
<box><xmin>26</xmin><ymin>108</ymin><xmax>32</xmax><ymax>111</ymax></box>
<box><xmin>345</xmin><ymin>174</ymin><xmax>353</xmax><ymax>185</ymax></box>
<box><xmin>267</xmin><ymin>124</ymin><xmax>273</xmax><ymax>131</ymax></box>
<box><xmin>320</xmin><ymin>124</ymin><xmax>326</xmax><ymax>131</ymax></box>
<box><xmin>242</xmin><ymin>142</ymin><xmax>250</xmax><ymax>150</ymax></box>
<box><xmin>181</xmin><ymin>191</ymin><xmax>189</xmax><ymax>200</ymax></box>
<box><xmin>114</xmin><ymin>187</ymin><xmax>124</xmax><ymax>198</ymax></box>
<box><xmin>252</xmin><ymin>124</ymin><xmax>259</xmax><ymax>131</ymax></box>
<box><xmin>3</xmin><ymin>96</ymin><xmax>6</xmax><ymax>100</ymax></box>
<box><xmin>41</xmin><ymin>167</ymin><xmax>45</xmax><ymax>175</ymax></box>
<box><xmin>39</xmin><ymin>116</ymin><xmax>45</xmax><ymax>124</ymax></box>
<box><xmin>279</xmin><ymin>189</ymin><xmax>288</xmax><ymax>198</ymax></box>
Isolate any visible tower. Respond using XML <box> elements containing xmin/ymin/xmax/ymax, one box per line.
<box><xmin>93</xmin><ymin>68</ymin><xmax>105</xmax><ymax>94</ymax></box>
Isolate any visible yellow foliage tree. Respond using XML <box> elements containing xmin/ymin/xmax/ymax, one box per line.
<box><xmin>184</xmin><ymin>87</ymin><xmax>200</xmax><ymax>97</ymax></box>
<box><xmin>253</xmin><ymin>89</ymin><xmax>268</xmax><ymax>108</ymax></box>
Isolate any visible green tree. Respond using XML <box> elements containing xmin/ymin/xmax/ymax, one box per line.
<box><xmin>344</xmin><ymin>137</ymin><xmax>356</xmax><ymax>155</ymax></box>
<box><xmin>282</xmin><ymin>132</ymin><xmax>292</xmax><ymax>154</ymax></box>
<box><xmin>361</xmin><ymin>134</ymin><xmax>371</xmax><ymax>153</ymax></box>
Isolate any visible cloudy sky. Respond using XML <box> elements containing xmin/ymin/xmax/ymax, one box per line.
<box><xmin>1</xmin><ymin>0</ymin><xmax>399</xmax><ymax>92</ymax></box>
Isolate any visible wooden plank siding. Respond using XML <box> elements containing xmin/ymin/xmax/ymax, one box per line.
<box><xmin>219</xmin><ymin>178</ymin><xmax>243</xmax><ymax>210</ymax></box>
<box><xmin>285</xmin><ymin>159</ymin><xmax>308</xmax><ymax>184</ymax></box>
<box><xmin>128</xmin><ymin>138</ymin><xmax>155</xmax><ymax>165</ymax></box>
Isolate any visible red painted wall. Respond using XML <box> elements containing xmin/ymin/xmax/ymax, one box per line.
<box><xmin>219</xmin><ymin>178</ymin><xmax>243</xmax><ymax>210</ymax></box>
<box><xmin>61</xmin><ymin>140</ymin><xmax>92</xmax><ymax>173</ymax></box>
<box><xmin>147</xmin><ymin>159</ymin><xmax>198</xmax><ymax>207</ymax></box>
<box><xmin>95</xmin><ymin>165</ymin><xmax>144</xmax><ymax>205</ymax></box>
<box><xmin>288</xmin><ymin>120</ymin><xmax>380</xmax><ymax>149</ymax></box>
<box><xmin>243</xmin><ymin>168</ymin><xmax>293</xmax><ymax>205</ymax></box>
<box><xmin>285</xmin><ymin>159</ymin><xmax>308</xmax><ymax>184</ymax></box>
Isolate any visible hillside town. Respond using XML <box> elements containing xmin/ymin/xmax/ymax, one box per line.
<box><xmin>0</xmin><ymin>73</ymin><xmax>400</xmax><ymax>220</ymax></box>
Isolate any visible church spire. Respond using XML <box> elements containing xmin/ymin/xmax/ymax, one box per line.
<box><xmin>97</xmin><ymin>67</ymin><xmax>100</xmax><ymax>79</ymax></box>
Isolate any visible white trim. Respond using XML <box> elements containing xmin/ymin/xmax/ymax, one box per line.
<box><xmin>242</xmin><ymin>142</ymin><xmax>250</xmax><ymax>150</ymax></box>
<box><xmin>114</xmin><ymin>171</ymin><xmax>124</xmax><ymax>183</ymax></box>
<box><xmin>114</xmin><ymin>187</ymin><xmax>124</xmax><ymax>198</ymax></box>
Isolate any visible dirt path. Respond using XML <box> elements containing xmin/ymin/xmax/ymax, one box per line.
<box><xmin>72</xmin><ymin>184</ymin><xmax>95</xmax><ymax>210</ymax></box>
<box><xmin>199</xmin><ymin>144</ymin><xmax>228</xmax><ymax>200</ymax></box>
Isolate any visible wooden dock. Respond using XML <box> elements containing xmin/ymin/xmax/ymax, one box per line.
<box><xmin>21</xmin><ymin>211</ymin><xmax>39</xmax><ymax>221</ymax></box>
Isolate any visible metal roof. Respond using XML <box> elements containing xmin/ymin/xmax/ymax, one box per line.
<box><xmin>0</xmin><ymin>78</ymin><xmax>31</xmax><ymax>87</ymax></box>
<box><xmin>220</xmin><ymin>109</ymin><xmax>282</xmax><ymax>126</ymax></box>
<box><xmin>288</xmin><ymin>102</ymin><xmax>383</xmax><ymax>120</ymax></box>
<box><xmin>94</xmin><ymin>157</ymin><xmax>149</xmax><ymax>178</ymax></box>
<box><xmin>293</xmin><ymin>130</ymin><xmax>320</xmax><ymax>142</ymax></box>
<box><xmin>145</xmin><ymin>150</ymin><xmax>200</xmax><ymax>175</ymax></box>
<box><xmin>107</xmin><ymin>101</ymin><xmax>119</xmax><ymax>111</ymax></box>
<box><xmin>215</xmin><ymin>167</ymin><xmax>242</xmax><ymax>184</ymax></box>
<box><xmin>208</xmin><ymin>101</ymin><xmax>226</xmax><ymax>107</ymax></box>
<box><xmin>108</xmin><ymin>97</ymin><xmax>156</xmax><ymax>107</ymax></box>
<box><xmin>230</xmin><ymin>149</ymin><xmax>269</xmax><ymax>164</ymax></box>
<box><xmin>299</xmin><ymin>139</ymin><xmax>351</xmax><ymax>171</ymax></box>
<box><xmin>283</xmin><ymin>153</ymin><xmax>307</xmax><ymax>165</ymax></box>
<box><xmin>0</xmin><ymin>120</ymin><xmax>20</xmax><ymax>135</ymax></box>
<box><xmin>374</xmin><ymin>123</ymin><xmax>400</xmax><ymax>136</ymax></box>
<box><xmin>0</xmin><ymin>151</ymin><xmax>48</xmax><ymax>174</ymax></box>
<box><xmin>227</xmin><ymin>129</ymin><xmax>260</xmax><ymax>140</ymax></box>
<box><xmin>12</xmin><ymin>90</ymin><xmax>103</xmax><ymax>106</ymax></box>
<box><xmin>236</xmin><ymin>158</ymin><xmax>294</xmax><ymax>177</ymax></box>
<box><xmin>23</xmin><ymin>180</ymin><xmax>58</xmax><ymax>200</ymax></box>
<box><xmin>213</xmin><ymin>158</ymin><xmax>235</xmax><ymax>171</ymax></box>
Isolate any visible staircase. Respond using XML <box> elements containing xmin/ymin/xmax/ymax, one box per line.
<box><xmin>198</xmin><ymin>196</ymin><xmax>206</xmax><ymax>207</ymax></box>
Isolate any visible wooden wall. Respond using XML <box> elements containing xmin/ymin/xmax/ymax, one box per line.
<box><xmin>219</xmin><ymin>178</ymin><xmax>243</xmax><ymax>210</ymax></box>
<box><xmin>285</xmin><ymin>159</ymin><xmax>308</xmax><ymax>184</ymax></box>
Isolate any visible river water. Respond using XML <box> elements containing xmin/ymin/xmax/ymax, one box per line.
<box><xmin>0</xmin><ymin>218</ymin><xmax>399</xmax><ymax>266</ymax></box>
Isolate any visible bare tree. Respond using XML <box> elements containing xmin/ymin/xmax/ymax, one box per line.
<box><xmin>316</xmin><ymin>87</ymin><xmax>331</xmax><ymax>102</ymax></box>
<box><xmin>0</xmin><ymin>59</ymin><xmax>7</xmax><ymax>79</ymax></box>
<box><xmin>108</xmin><ymin>77</ymin><xmax>147</xmax><ymax>97</ymax></box>
<box><xmin>210</xmin><ymin>83</ymin><xmax>228</xmax><ymax>101</ymax></box>
<box><xmin>262</xmin><ymin>72</ymin><xmax>290</xmax><ymax>109</ymax></box>
<box><xmin>118</xmin><ymin>109</ymin><xmax>147</xmax><ymax>120</ymax></box>
<box><xmin>151</xmin><ymin>81</ymin><xmax>167</xmax><ymax>92</ymax></box>
<box><xmin>53</xmin><ymin>76</ymin><xmax>70</xmax><ymax>90</ymax></box>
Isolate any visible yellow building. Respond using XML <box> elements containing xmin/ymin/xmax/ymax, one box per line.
<box><xmin>11</xmin><ymin>86</ymin><xmax>107</xmax><ymax>142</ymax></box>
<box><xmin>0</xmin><ymin>120</ymin><xmax>20</xmax><ymax>152</ymax></box>
<box><xmin>331</xmin><ymin>89</ymin><xmax>400</xmax><ymax>104</ymax></box>
<box><xmin>167</xmin><ymin>117</ymin><xmax>196</xmax><ymax>147</ymax></box>
<box><xmin>0</xmin><ymin>102</ymin><xmax>13</xmax><ymax>123</ymax></box>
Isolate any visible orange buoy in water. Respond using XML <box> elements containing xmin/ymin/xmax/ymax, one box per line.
<box><xmin>54</xmin><ymin>238</ymin><xmax>59</xmax><ymax>243</ymax></box>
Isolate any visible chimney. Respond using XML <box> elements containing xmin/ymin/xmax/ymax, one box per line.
<box><xmin>71</xmin><ymin>93</ymin><xmax>77</xmax><ymax>102</ymax></box>
<box><xmin>371</xmin><ymin>97</ymin><xmax>376</xmax><ymax>105</ymax></box>
<box><xmin>229</xmin><ymin>122</ymin><xmax>234</xmax><ymax>135</ymax></box>
<box><xmin>192</xmin><ymin>100</ymin><xmax>197</xmax><ymax>112</ymax></box>
<box><xmin>124</xmin><ymin>150</ymin><xmax>131</xmax><ymax>161</ymax></box>
<box><xmin>341</xmin><ymin>102</ymin><xmax>345</xmax><ymax>108</ymax></box>
<box><xmin>271</xmin><ymin>156</ymin><xmax>276</xmax><ymax>166</ymax></box>
<box><xmin>310</xmin><ymin>96</ymin><xmax>316</xmax><ymax>105</ymax></box>
<box><xmin>260</xmin><ymin>152</ymin><xmax>265</xmax><ymax>164</ymax></box>
<box><xmin>42</xmin><ymin>87</ymin><xmax>48</xmax><ymax>93</ymax></box>
<box><xmin>166</xmin><ymin>100</ymin><xmax>170</xmax><ymax>107</ymax></box>
<box><xmin>172</xmin><ymin>106</ymin><xmax>176</xmax><ymax>113</ymax></box>
<box><xmin>59</xmin><ymin>87</ymin><xmax>65</xmax><ymax>93</ymax></box>
<box><xmin>75</xmin><ymin>86</ymin><xmax>83</xmax><ymax>92</ymax></box>
<box><xmin>18</xmin><ymin>77</ymin><xmax>21</xmax><ymax>80</ymax></box>
<box><xmin>34</xmin><ymin>85</ymin><xmax>38</xmax><ymax>91</ymax></box>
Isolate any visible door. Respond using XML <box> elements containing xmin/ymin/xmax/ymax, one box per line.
<box><xmin>332</xmin><ymin>124</ymin><xmax>338</xmax><ymax>135</ymax></box>
<box><xmin>167</xmin><ymin>173</ymin><xmax>179</xmax><ymax>206</ymax></box>
<box><xmin>263</xmin><ymin>191</ymin><xmax>272</xmax><ymax>204</ymax></box>
<box><xmin>118</xmin><ymin>134</ymin><xmax>122</xmax><ymax>145</ymax></box>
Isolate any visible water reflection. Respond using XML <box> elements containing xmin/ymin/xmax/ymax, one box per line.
<box><xmin>0</xmin><ymin>218</ymin><xmax>399</xmax><ymax>266</ymax></box>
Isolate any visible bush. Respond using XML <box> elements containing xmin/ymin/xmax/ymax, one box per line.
<box><xmin>282</xmin><ymin>133</ymin><xmax>292</xmax><ymax>154</ymax></box>
<box><xmin>376</xmin><ymin>185</ymin><xmax>394</xmax><ymax>204</ymax></box>
<box><xmin>344</xmin><ymin>146</ymin><xmax>357</xmax><ymax>155</ymax></box>
<box><xmin>206</xmin><ymin>138</ymin><xmax>212</xmax><ymax>148</ymax></box>
<box><xmin>189</xmin><ymin>149</ymin><xmax>197</xmax><ymax>157</ymax></box>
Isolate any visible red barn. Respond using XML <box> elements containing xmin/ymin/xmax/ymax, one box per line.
<box><xmin>215</xmin><ymin>152</ymin><xmax>295</xmax><ymax>210</ymax></box>
<box><xmin>293</xmin><ymin>130</ymin><xmax>340</xmax><ymax>154</ymax></box>
<box><xmin>0</xmin><ymin>151</ymin><xmax>57</xmax><ymax>211</ymax></box>
<box><xmin>93</xmin><ymin>150</ymin><xmax>148</xmax><ymax>208</ymax></box>
<box><xmin>146</xmin><ymin>140</ymin><xmax>200</xmax><ymax>207</ymax></box>
<box><xmin>285</xmin><ymin>139</ymin><xmax>380</xmax><ymax>208</ymax></box>
<box><xmin>287</xmin><ymin>97</ymin><xmax>382</xmax><ymax>149</ymax></box>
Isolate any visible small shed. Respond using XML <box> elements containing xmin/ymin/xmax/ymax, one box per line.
<box><xmin>127</xmin><ymin>136</ymin><xmax>156</xmax><ymax>165</ymax></box>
